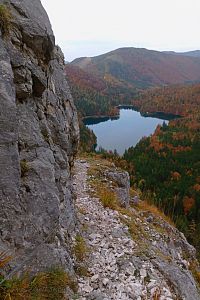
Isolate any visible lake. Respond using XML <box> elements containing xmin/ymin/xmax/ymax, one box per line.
<box><xmin>84</xmin><ymin>109</ymin><xmax>170</xmax><ymax>155</ymax></box>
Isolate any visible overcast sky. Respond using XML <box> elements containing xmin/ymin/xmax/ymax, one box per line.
<box><xmin>41</xmin><ymin>0</ymin><xmax>200</xmax><ymax>62</ymax></box>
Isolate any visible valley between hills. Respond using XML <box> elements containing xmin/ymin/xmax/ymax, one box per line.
<box><xmin>66</xmin><ymin>47</ymin><xmax>200</xmax><ymax>264</ymax></box>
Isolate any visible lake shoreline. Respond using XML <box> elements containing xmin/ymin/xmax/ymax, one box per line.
<box><xmin>83</xmin><ymin>114</ymin><xmax>119</xmax><ymax>125</ymax></box>
<box><xmin>118</xmin><ymin>105</ymin><xmax>182</xmax><ymax>120</ymax></box>
<box><xmin>83</xmin><ymin>106</ymin><xmax>181</xmax><ymax>125</ymax></box>
<box><xmin>85</xmin><ymin>108</ymin><xmax>172</xmax><ymax>155</ymax></box>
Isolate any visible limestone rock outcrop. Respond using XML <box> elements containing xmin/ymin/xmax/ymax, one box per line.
<box><xmin>104</xmin><ymin>169</ymin><xmax>130</xmax><ymax>207</ymax></box>
<box><xmin>0</xmin><ymin>0</ymin><xmax>79</xmax><ymax>273</ymax></box>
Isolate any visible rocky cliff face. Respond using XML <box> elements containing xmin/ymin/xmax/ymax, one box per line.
<box><xmin>0</xmin><ymin>0</ymin><xmax>79</xmax><ymax>273</ymax></box>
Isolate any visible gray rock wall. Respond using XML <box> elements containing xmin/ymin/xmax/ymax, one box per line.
<box><xmin>0</xmin><ymin>0</ymin><xmax>79</xmax><ymax>273</ymax></box>
<box><xmin>105</xmin><ymin>169</ymin><xmax>130</xmax><ymax>207</ymax></box>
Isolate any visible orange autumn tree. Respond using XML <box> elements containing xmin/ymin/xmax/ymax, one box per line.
<box><xmin>171</xmin><ymin>171</ymin><xmax>181</xmax><ymax>181</ymax></box>
<box><xmin>193</xmin><ymin>184</ymin><xmax>200</xmax><ymax>192</ymax></box>
<box><xmin>183</xmin><ymin>196</ymin><xmax>195</xmax><ymax>215</ymax></box>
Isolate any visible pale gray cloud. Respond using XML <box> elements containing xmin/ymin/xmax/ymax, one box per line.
<box><xmin>41</xmin><ymin>0</ymin><xmax>200</xmax><ymax>61</ymax></box>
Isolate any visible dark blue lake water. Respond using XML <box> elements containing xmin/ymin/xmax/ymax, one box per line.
<box><xmin>84</xmin><ymin>109</ymin><xmax>169</xmax><ymax>155</ymax></box>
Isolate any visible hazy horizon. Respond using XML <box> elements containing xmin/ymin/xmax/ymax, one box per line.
<box><xmin>41</xmin><ymin>0</ymin><xmax>200</xmax><ymax>62</ymax></box>
<box><xmin>67</xmin><ymin>44</ymin><xmax>200</xmax><ymax>62</ymax></box>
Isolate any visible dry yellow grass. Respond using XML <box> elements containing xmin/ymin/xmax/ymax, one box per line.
<box><xmin>0</xmin><ymin>266</ymin><xmax>77</xmax><ymax>300</ymax></box>
<box><xmin>189</xmin><ymin>261</ymin><xmax>200</xmax><ymax>287</ymax></box>
<box><xmin>0</xmin><ymin>5</ymin><xmax>12</xmax><ymax>37</ymax></box>
<box><xmin>20</xmin><ymin>160</ymin><xmax>30</xmax><ymax>177</ymax></box>
<box><xmin>152</xmin><ymin>287</ymin><xmax>162</xmax><ymax>300</ymax></box>
<box><xmin>30</xmin><ymin>268</ymin><xmax>78</xmax><ymax>298</ymax></box>
<box><xmin>0</xmin><ymin>251</ymin><xmax>12</xmax><ymax>268</ymax></box>
<box><xmin>138</xmin><ymin>200</ymin><xmax>175</xmax><ymax>226</ymax></box>
<box><xmin>78</xmin><ymin>207</ymin><xmax>87</xmax><ymax>215</ymax></box>
<box><xmin>75</xmin><ymin>265</ymin><xmax>89</xmax><ymax>277</ymax></box>
<box><xmin>73</xmin><ymin>235</ymin><xmax>88</xmax><ymax>262</ymax></box>
<box><xmin>98</xmin><ymin>188</ymin><xmax>118</xmax><ymax>210</ymax></box>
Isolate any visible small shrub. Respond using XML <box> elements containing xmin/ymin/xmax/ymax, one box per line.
<box><xmin>30</xmin><ymin>267</ymin><xmax>77</xmax><ymax>299</ymax></box>
<box><xmin>20</xmin><ymin>159</ymin><xmax>29</xmax><ymax>177</ymax></box>
<box><xmin>0</xmin><ymin>265</ymin><xmax>31</xmax><ymax>300</ymax></box>
<box><xmin>0</xmin><ymin>267</ymin><xmax>77</xmax><ymax>300</ymax></box>
<box><xmin>2</xmin><ymin>275</ymin><xmax>31</xmax><ymax>300</ymax></box>
<box><xmin>41</xmin><ymin>128</ymin><xmax>50</xmax><ymax>143</ymax></box>
<box><xmin>119</xmin><ymin>215</ymin><xmax>138</xmax><ymax>240</ymax></box>
<box><xmin>0</xmin><ymin>251</ymin><xmax>12</xmax><ymax>269</ymax></box>
<box><xmin>78</xmin><ymin>207</ymin><xmax>87</xmax><ymax>215</ymax></box>
<box><xmin>152</xmin><ymin>287</ymin><xmax>162</xmax><ymax>300</ymax></box>
<box><xmin>138</xmin><ymin>200</ymin><xmax>175</xmax><ymax>226</ymax></box>
<box><xmin>99</xmin><ymin>188</ymin><xmax>118</xmax><ymax>210</ymax></box>
<box><xmin>189</xmin><ymin>261</ymin><xmax>200</xmax><ymax>287</ymax></box>
<box><xmin>73</xmin><ymin>235</ymin><xmax>88</xmax><ymax>262</ymax></box>
<box><xmin>194</xmin><ymin>270</ymin><xmax>200</xmax><ymax>286</ymax></box>
<box><xmin>0</xmin><ymin>5</ymin><xmax>11</xmax><ymax>37</ymax></box>
<box><xmin>81</xmin><ymin>223</ymin><xmax>89</xmax><ymax>232</ymax></box>
<box><xmin>75</xmin><ymin>265</ymin><xmax>89</xmax><ymax>277</ymax></box>
<box><xmin>0</xmin><ymin>253</ymin><xmax>77</xmax><ymax>298</ymax></box>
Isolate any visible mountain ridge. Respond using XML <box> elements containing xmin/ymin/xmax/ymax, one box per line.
<box><xmin>71</xmin><ymin>47</ymin><xmax>200</xmax><ymax>90</ymax></box>
<box><xmin>66</xmin><ymin>47</ymin><xmax>200</xmax><ymax>120</ymax></box>
<box><xmin>72</xmin><ymin>47</ymin><xmax>200</xmax><ymax>61</ymax></box>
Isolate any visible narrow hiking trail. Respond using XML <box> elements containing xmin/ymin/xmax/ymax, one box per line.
<box><xmin>73</xmin><ymin>159</ymin><xmax>176</xmax><ymax>300</ymax></box>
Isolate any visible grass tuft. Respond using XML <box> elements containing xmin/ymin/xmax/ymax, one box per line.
<box><xmin>0</xmin><ymin>267</ymin><xmax>77</xmax><ymax>300</ymax></box>
<box><xmin>31</xmin><ymin>267</ymin><xmax>78</xmax><ymax>298</ymax></box>
<box><xmin>0</xmin><ymin>5</ymin><xmax>12</xmax><ymax>37</ymax></box>
<box><xmin>0</xmin><ymin>251</ymin><xmax>12</xmax><ymax>269</ymax></box>
<box><xmin>20</xmin><ymin>159</ymin><xmax>30</xmax><ymax>177</ymax></box>
<box><xmin>98</xmin><ymin>188</ymin><xmax>118</xmax><ymax>210</ymax></box>
<box><xmin>41</xmin><ymin>128</ymin><xmax>50</xmax><ymax>143</ymax></box>
<box><xmin>189</xmin><ymin>261</ymin><xmax>200</xmax><ymax>288</ymax></box>
<box><xmin>75</xmin><ymin>265</ymin><xmax>89</xmax><ymax>277</ymax></box>
<box><xmin>73</xmin><ymin>235</ymin><xmax>88</xmax><ymax>262</ymax></box>
<box><xmin>138</xmin><ymin>200</ymin><xmax>175</xmax><ymax>226</ymax></box>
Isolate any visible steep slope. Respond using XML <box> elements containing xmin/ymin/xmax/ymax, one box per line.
<box><xmin>72</xmin><ymin>47</ymin><xmax>200</xmax><ymax>90</ymax></box>
<box><xmin>123</xmin><ymin>83</ymin><xmax>200</xmax><ymax>259</ymax></box>
<box><xmin>65</xmin><ymin>64</ymin><xmax>136</xmax><ymax>117</ymax></box>
<box><xmin>73</xmin><ymin>157</ymin><xmax>200</xmax><ymax>299</ymax></box>
<box><xmin>65</xmin><ymin>64</ymin><xmax>115</xmax><ymax>117</ymax></box>
<box><xmin>0</xmin><ymin>0</ymin><xmax>79</xmax><ymax>274</ymax></box>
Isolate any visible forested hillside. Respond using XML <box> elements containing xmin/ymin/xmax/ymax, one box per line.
<box><xmin>64</xmin><ymin>65</ymin><xmax>98</xmax><ymax>151</ymax></box>
<box><xmin>66</xmin><ymin>48</ymin><xmax>200</xmax><ymax>119</ymax></box>
<box><xmin>65</xmin><ymin>64</ymin><xmax>136</xmax><ymax>117</ymax></box>
<box><xmin>123</xmin><ymin>84</ymin><xmax>200</xmax><ymax>257</ymax></box>
<box><xmin>133</xmin><ymin>83</ymin><xmax>200</xmax><ymax>116</ymax></box>
<box><xmin>72</xmin><ymin>47</ymin><xmax>200</xmax><ymax>90</ymax></box>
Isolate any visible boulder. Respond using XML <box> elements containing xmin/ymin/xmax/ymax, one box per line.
<box><xmin>104</xmin><ymin>169</ymin><xmax>130</xmax><ymax>207</ymax></box>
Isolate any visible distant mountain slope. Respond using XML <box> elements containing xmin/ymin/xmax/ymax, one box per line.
<box><xmin>163</xmin><ymin>50</ymin><xmax>200</xmax><ymax>58</ymax></box>
<box><xmin>65</xmin><ymin>64</ymin><xmax>107</xmax><ymax>94</ymax></box>
<box><xmin>65</xmin><ymin>65</ymin><xmax>115</xmax><ymax>117</ymax></box>
<box><xmin>179</xmin><ymin>50</ymin><xmax>200</xmax><ymax>58</ymax></box>
<box><xmin>133</xmin><ymin>83</ymin><xmax>200</xmax><ymax>117</ymax></box>
<box><xmin>71</xmin><ymin>47</ymin><xmax>200</xmax><ymax>89</ymax></box>
<box><xmin>65</xmin><ymin>64</ymin><xmax>137</xmax><ymax>117</ymax></box>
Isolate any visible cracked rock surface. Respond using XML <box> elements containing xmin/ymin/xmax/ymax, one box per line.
<box><xmin>73</xmin><ymin>159</ymin><xmax>200</xmax><ymax>300</ymax></box>
<box><xmin>0</xmin><ymin>0</ymin><xmax>79</xmax><ymax>274</ymax></box>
